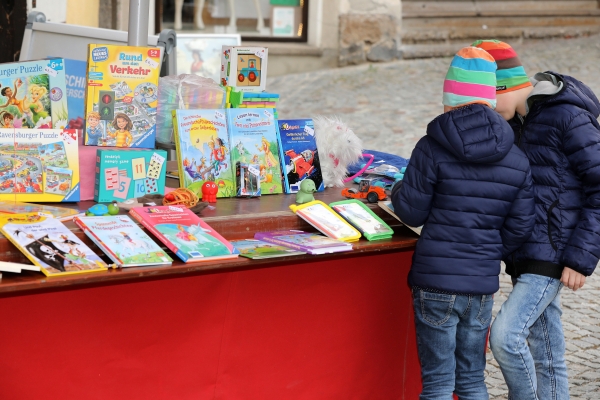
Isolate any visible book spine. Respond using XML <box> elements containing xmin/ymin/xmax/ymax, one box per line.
<box><xmin>254</xmin><ymin>233</ymin><xmax>311</xmax><ymax>253</ymax></box>
<box><xmin>129</xmin><ymin>209</ymin><xmax>184</xmax><ymax>261</ymax></box>
<box><xmin>171</xmin><ymin>111</ymin><xmax>186</xmax><ymax>188</ymax></box>
<box><xmin>73</xmin><ymin>218</ymin><xmax>122</xmax><ymax>266</ymax></box>
<box><xmin>93</xmin><ymin>151</ymin><xmax>101</xmax><ymax>202</ymax></box>
<box><xmin>275</xmin><ymin>123</ymin><xmax>291</xmax><ymax>193</ymax></box>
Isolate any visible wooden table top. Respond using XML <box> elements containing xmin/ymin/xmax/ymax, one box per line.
<box><xmin>0</xmin><ymin>188</ymin><xmax>418</xmax><ymax>296</ymax></box>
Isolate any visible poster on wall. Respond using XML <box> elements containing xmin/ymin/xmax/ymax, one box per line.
<box><xmin>176</xmin><ymin>34</ymin><xmax>241</xmax><ymax>84</ymax></box>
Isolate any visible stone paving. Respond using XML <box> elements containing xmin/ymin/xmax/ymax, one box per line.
<box><xmin>270</xmin><ymin>34</ymin><xmax>600</xmax><ymax>399</ymax></box>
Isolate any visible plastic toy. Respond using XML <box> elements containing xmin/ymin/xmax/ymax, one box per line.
<box><xmin>201</xmin><ymin>181</ymin><xmax>219</xmax><ymax>203</ymax></box>
<box><xmin>295</xmin><ymin>179</ymin><xmax>316</xmax><ymax>204</ymax></box>
<box><xmin>86</xmin><ymin>202</ymin><xmax>120</xmax><ymax>216</ymax></box>
<box><xmin>341</xmin><ymin>180</ymin><xmax>387</xmax><ymax>203</ymax></box>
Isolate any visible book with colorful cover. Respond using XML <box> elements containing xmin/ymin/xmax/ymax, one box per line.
<box><xmin>0</xmin><ymin>201</ymin><xmax>83</xmax><ymax>221</ymax></box>
<box><xmin>231</xmin><ymin>238</ymin><xmax>305</xmax><ymax>259</ymax></box>
<box><xmin>254</xmin><ymin>230</ymin><xmax>352</xmax><ymax>255</ymax></box>
<box><xmin>377</xmin><ymin>201</ymin><xmax>421</xmax><ymax>235</ymax></box>
<box><xmin>227</xmin><ymin>108</ymin><xmax>284</xmax><ymax>195</ymax></box>
<box><xmin>84</xmin><ymin>44</ymin><xmax>162</xmax><ymax>148</ymax></box>
<box><xmin>276</xmin><ymin>119</ymin><xmax>324</xmax><ymax>193</ymax></box>
<box><xmin>329</xmin><ymin>199</ymin><xmax>394</xmax><ymax>241</ymax></box>
<box><xmin>73</xmin><ymin>215</ymin><xmax>173</xmax><ymax>268</ymax></box>
<box><xmin>0</xmin><ymin>128</ymin><xmax>80</xmax><ymax>202</ymax></box>
<box><xmin>0</xmin><ymin>58</ymin><xmax>68</xmax><ymax>129</ymax></box>
<box><xmin>129</xmin><ymin>205</ymin><xmax>239</xmax><ymax>263</ymax></box>
<box><xmin>0</xmin><ymin>213</ymin><xmax>108</xmax><ymax>277</ymax></box>
<box><xmin>289</xmin><ymin>200</ymin><xmax>362</xmax><ymax>242</ymax></box>
<box><xmin>172</xmin><ymin>109</ymin><xmax>235</xmax><ymax>198</ymax></box>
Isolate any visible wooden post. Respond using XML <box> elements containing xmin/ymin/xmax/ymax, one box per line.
<box><xmin>0</xmin><ymin>0</ymin><xmax>27</xmax><ymax>62</ymax></box>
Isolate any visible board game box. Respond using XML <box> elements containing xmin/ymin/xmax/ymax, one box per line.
<box><xmin>0</xmin><ymin>128</ymin><xmax>79</xmax><ymax>202</ymax></box>
<box><xmin>94</xmin><ymin>148</ymin><xmax>167</xmax><ymax>202</ymax></box>
<box><xmin>0</xmin><ymin>58</ymin><xmax>68</xmax><ymax>129</ymax></box>
<box><xmin>220</xmin><ymin>46</ymin><xmax>268</xmax><ymax>92</ymax></box>
<box><xmin>276</xmin><ymin>118</ymin><xmax>324</xmax><ymax>193</ymax></box>
<box><xmin>84</xmin><ymin>44</ymin><xmax>162</xmax><ymax>148</ymax></box>
<box><xmin>172</xmin><ymin>109</ymin><xmax>235</xmax><ymax>198</ymax></box>
<box><xmin>227</xmin><ymin>108</ymin><xmax>284</xmax><ymax>195</ymax></box>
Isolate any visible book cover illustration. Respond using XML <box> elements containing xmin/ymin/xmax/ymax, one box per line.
<box><xmin>289</xmin><ymin>200</ymin><xmax>362</xmax><ymax>242</ymax></box>
<box><xmin>227</xmin><ymin>108</ymin><xmax>283</xmax><ymax>195</ymax></box>
<box><xmin>231</xmin><ymin>239</ymin><xmax>305</xmax><ymax>259</ymax></box>
<box><xmin>129</xmin><ymin>205</ymin><xmax>238</xmax><ymax>263</ymax></box>
<box><xmin>277</xmin><ymin>119</ymin><xmax>324</xmax><ymax>193</ymax></box>
<box><xmin>0</xmin><ymin>129</ymin><xmax>79</xmax><ymax>202</ymax></box>
<box><xmin>94</xmin><ymin>149</ymin><xmax>167</xmax><ymax>202</ymax></box>
<box><xmin>254</xmin><ymin>230</ymin><xmax>352</xmax><ymax>255</ymax></box>
<box><xmin>173</xmin><ymin>109</ymin><xmax>235</xmax><ymax>198</ymax></box>
<box><xmin>330</xmin><ymin>199</ymin><xmax>394</xmax><ymax>241</ymax></box>
<box><xmin>44</xmin><ymin>167</ymin><xmax>73</xmax><ymax>195</ymax></box>
<box><xmin>236</xmin><ymin>162</ymin><xmax>260</xmax><ymax>197</ymax></box>
<box><xmin>74</xmin><ymin>215</ymin><xmax>173</xmax><ymax>267</ymax></box>
<box><xmin>0</xmin><ymin>214</ymin><xmax>108</xmax><ymax>277</ymax></box>
<box><xmin>39</xmin><ymin>142</ymin><xmax>69</xmax><ymax>168</ymax></box>
<box><xmin>84</xmin><ymin>44</ymin><xmax>162</xmax><ymax>148</ymax></box>
<box><xmin>0</xmin><ymin>201</ymin><xmax>83</xmax><ymax>221</ymax></box>
<box><xmin>0</xmin><ymin>58</ymin><xmax>68</xmax><ymax>129</ymax></box>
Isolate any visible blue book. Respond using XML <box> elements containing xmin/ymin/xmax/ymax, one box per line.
<box><xmin>276</xmin><ymin>118</ymin><xmax>324</xmax><ymax>193</ymax></box>
<box><xmin>227</xmin><ymin>108</ymin><xmax>284</xmax><ymax>195</ymax></box>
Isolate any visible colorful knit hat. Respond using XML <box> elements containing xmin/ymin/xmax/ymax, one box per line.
<box><xmin>471</xmin><ymin>40</ymin><xmax>533</xmax><ymax>94</ymax></box>
<box><xmin>442</xmin><ymin>46</ymin><xmax>497</xmax><ymax>109</ymax></box>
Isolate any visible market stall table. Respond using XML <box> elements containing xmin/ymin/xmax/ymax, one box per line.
<box><xmin>0</xmin><ymin>189</ymin><xmax>421</xmax><ymax>399</ymax></box>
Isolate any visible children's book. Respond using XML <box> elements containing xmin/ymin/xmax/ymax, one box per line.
<box><xmin>0</xmin><ymin>58</ymin><xmax>68</xmax><ymax>129</ymax></box>
<box><xmin>276</xmin><ymin>119</ymin><xmax>324</xmax><ymax>193</ymax></box>
<box><xmin>231</xmin><ymin>239</ymin><xmax>305</xmax><ymax>259</ymax></box>
<box><xmin>128</xmin><ymin>205</ymin><xmax>239</xmax><ymax>263</ymax></box>
<box><xmin>84</xmin><ymin>44</ymin><xmax>162</xmax><ymax>148</ymax></box>
<box><xmin>254</xmin><ymin>230</ymin><xmax>352</xmax><ymax>255</ymax></box>
<box><xmin>0</xmin><ymin>128</ymin><xmax>79</xmax><ymax>202</ymax></box>
<box><xmin>0</xmin><ymin>213</ymin><xmax>109</xmax><ymax>277</ymax></box>
<box><xmin>0</xmin><ymin>201</ymin><xmax>83</xmax><ymax>221</ymax></box>
<box><xmin>377</xmin><ymin>201</ymin><xmax>421</xmax><ymax>235</ymax></box>
<box><xmin>289</xmin><ymin>200</ymin><xmax>362</xmax><ymax>242</ymax></box>
<box><xmin>94</xmin><ymin>148</ymin><xmax>167</xmax><ymax>202</ymax></box>
<box><xmin>329</xmin><ymin>199</ymin><xmax>394</xmax><ymax>241</ymax></box>
<box><xmin>172</xmin><ymin>109</ymin><xmax>235</xmax><ymax>198</ymax></box>
<box><xmin>227</xmin><ymin>108</ymin><xmax>284</xmax><ymax>195</ymax></box>
<box><xmin>74</xmin><ymin>215</ymin><xmax>173</xmax><ymax>268</ymax></box>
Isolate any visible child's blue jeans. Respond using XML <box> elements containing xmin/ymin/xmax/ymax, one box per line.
<box><xmin>490</xmin><ymin>273</ymin><xmax>568</xmax><ymax>400</ymax></box>
<box><xmin>412</xmin><ymin>288</ymin><xmax>493</xmax><ymax>400</ymax></box>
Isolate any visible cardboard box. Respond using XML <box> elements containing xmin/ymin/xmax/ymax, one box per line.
<box><xmin>220</xmin><ymin>46</ymin><xmax>268</xmax><ymax>93</ymax></box>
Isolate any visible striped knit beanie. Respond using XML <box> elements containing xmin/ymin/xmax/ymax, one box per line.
<box><xmin>442</xmin><ymin>46</ymin><xmax>497</xmax><ymax>109</ymax></box>
<box><xmin>472</xmin><ymin>40</ymin><xmax>533</xmax><ymax>94</ymax></box>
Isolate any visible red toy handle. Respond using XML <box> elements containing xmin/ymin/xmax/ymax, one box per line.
<box><xmin>344</xmin><ymin>153</ymin><xmax>375</xmax><ymax>183</ymax></box>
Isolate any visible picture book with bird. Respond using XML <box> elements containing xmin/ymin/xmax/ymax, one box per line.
<box><xmin>0</xmin><ymin>58</ymin><xmax>68</xmax><ymax>129</ymax></box>
<box><xmin>254</xmin><ymin>230</ymin><xmax>353</xmax><ymax>255</ymax></box>
<box><xmin>276</xmin><ymin>119</ymin><xmax>324</xmax><ymax>193</ymax></box>
<box><xmin>84</xmin><ymin>44</ymin><xmax>162</xmax><ymax>148</ymax></box>
<box><xmin>227</xmin><ymin>108</ymin><xmax>284</xmax><ymax>195</ymax></box>
<box><xmin>74</xmin><ymin>215</ymin><xmax>173</xmax><ymax>268</ymax></box>
<box><xmin>289</xmin><ymin>200</ymin><xmax>362</xmax><ymax>242</ymax></box>
<box><xmin>0</xmin><ymin>213</ymin><xmax>108</xmax><ymax>277</ymax></box>
<box><xmin>128</xmin><ymin>205</ymin><xmax>239</xmax><ymax>263</ymax></box>
<box><xmin>231</xmin><ymin>238</ymin><xmax>305</xmax><ymax>259</ymax></box>
<box><xmin>0</xmin><ymin>128</ymin><xmax>80</xmax><ymax>202</ymax></box>
<box><xmin>172</xmin><ymin>109</ymin><xmax>235</xmax><ymax>199</ymax></box>
<box><xmin>329</xmin><ymin>199</ymin><xmax>394</xmax><ymax>241</ymax></box>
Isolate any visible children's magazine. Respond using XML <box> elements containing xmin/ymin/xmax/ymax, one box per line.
<box><xmin>254</xmin><ymin>230</ymin><xmax>352</xmax><ymax>255</ymax></box>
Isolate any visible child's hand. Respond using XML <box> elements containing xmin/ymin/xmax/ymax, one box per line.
<box><xmin>561</xmin><ymin>266</ymin><xmax>586</xmax><ymax>291</ymax></box>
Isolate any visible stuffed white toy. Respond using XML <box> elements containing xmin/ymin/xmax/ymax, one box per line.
<box><xmin>314</xmin><ymin>116</ymin><xmax>364</xmax><ymax>187</ymax></box>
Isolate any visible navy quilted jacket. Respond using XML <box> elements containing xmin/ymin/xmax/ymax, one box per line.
<box><xmin>507</xmin><ymin>72</ymin><xmax>600</xmax><ymax>278</ymax></box>
<box><xmin>392</xmin><ymin>104</ymin><xmax>535</xmax><ymax>295</ymax></box>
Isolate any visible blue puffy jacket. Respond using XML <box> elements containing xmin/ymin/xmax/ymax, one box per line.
<box><xmin>507</xmin><ymin>72</ymin><xmax>600</xmax><ymax>278</ymax></box>
<box><xmin>392</xmin><ymin>104</ymin><xmax>535</xmax><ymax>295</ymax></box>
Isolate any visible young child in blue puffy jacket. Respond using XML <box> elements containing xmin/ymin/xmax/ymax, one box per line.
<box><xmin>391</xmin><ymin>46</ymin><xmax>535</xmax><ymax>400</ymax></box>
<box><xmin>473</xmin><ymin>39</ymin><xmax>600</xmax><ymax>400</ymax></box>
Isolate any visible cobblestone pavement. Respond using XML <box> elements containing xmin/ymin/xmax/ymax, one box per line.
<box><xmin>270</xmin><ymin>34</ymin><xmax>600</xmax><ymax>399</ymax></box>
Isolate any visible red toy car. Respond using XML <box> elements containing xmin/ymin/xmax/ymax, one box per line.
<box><xmin>341</xmin><ymin>180</ymin><xmax>387</xmax><ymax>203</ymax></box>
